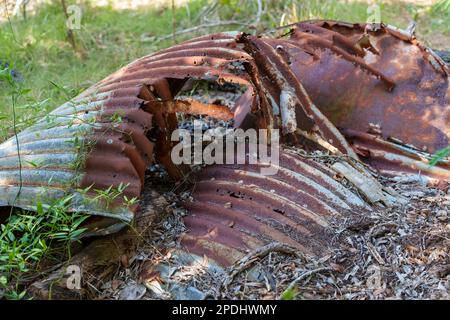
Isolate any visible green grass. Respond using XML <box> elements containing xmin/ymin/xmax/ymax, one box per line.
<box><xmin>0</xmin><ymin>65</ymin><xmax>89</xmax><ymax>299</ymax></box>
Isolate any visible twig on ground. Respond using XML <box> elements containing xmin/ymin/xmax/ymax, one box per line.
<box><xmin>365</xmin><ymin>241</ymin><xmax>386</xmax><ymax>265</ymax></box>
<box><xmin>221</xmin><ymin>243</ymin><xmax>301</xmax><ymax>289</ymax></box>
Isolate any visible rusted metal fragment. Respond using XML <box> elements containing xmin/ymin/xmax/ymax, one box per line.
<box><xmin>291</xmin><ymin>22</ymin><xmax>396</xmax><ymax>90</ymax></box>
<box><xmin>145</xmin><ymin>99</ymin><xmax>233</xmax><ymax>121</ymax></box>
<box><xmin>331</xmin><ymin>161</ymin><xmax>404</xmax><ymax>206</ymax></box>
<box><xmin>179</xmin><ymin>149</ymin><xmax>371</xmax><ymax>266</ymax></box>
<box><xmin>286</xmin><ymin>20</ymin><xmax>450</xmax><ymax>156</ymax></box>
<box><xmin>342</xmin><ymin>128</ymin><xmax>450</xmax><ymax>183</ymax></box>
<box><xmin>1</xmin><ymin>21</ymin><xmax>448</xmax><ymax>239</ymax></box>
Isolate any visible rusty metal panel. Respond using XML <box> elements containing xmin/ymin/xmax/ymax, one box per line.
<box><xmin>341</xmin><ymin>128</ymin><xmax>450</xmax><ymax>183</ymax></box>
<box><xmin>1</xmin><ymin>21</ymin><xmax>448</xmax><ymax>240</ymax></box>
<box><xmin>0</xmin><ymin>90</ymin><xmax>137</xmax><ymax>225</ymax></box>
<box><xmin>179</xmin><ymin>149</ymin><xmax>372</xmax><ymax>266</ymax></box>
<box><xmin>286</xmin><ymin>20</ymin><xmax>450</xmax><ymax>154</ymax></box>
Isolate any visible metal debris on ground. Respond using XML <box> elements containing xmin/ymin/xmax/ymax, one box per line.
<box><xmin>0</xmin><ymin>20</ymin><xmax>448</xmax><ymax>300</ymax></box>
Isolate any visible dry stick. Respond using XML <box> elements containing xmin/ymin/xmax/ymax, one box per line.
<box><xmin>295</xmin><ymin>129</ymin><xmax>341</xmax><ymax>155</ymax></box>
<box><xmin>222</xmin><ymin>243</ymin><xmax>301</xmax><ymax>289</ymax></box>
<box><xmin>282</xmin><ymin>267</ymin><xmax>332</xmax><ymax>296</ymax></box>
<box><xmin>365</xmin><ymin>241</ymin><xmax>386</xmax><ymax>265</ymax></box>
<box><xmin>171</xmin><ymin>0</ymin><xmax>176</xmax><ymax>44</ymax></box>
<box><xmin>17</xmin><ymin>261</ymin><xmax>66</xmax><ymax>283</ymax></box>
<box><xmin>193</xmin><ymin>0</ymin><xmax>218</xmax><ymax>23</ymax></box>
<box><xmin>156</xmin><ymin>0</ymin><xmax>261</xmax><ymax>44</ymax></box>
<box><xmin>363</xmin><ymin>223</ymin><xmax>398</xmax><ymax>266</ymax></box>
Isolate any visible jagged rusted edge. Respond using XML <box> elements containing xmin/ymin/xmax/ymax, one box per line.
<box><xmin>236</xmin><ymin>34</ymin><xmax>359</xmax><ymax>159</ymax></box>
<box><xmin>342</xmin><ymin>129</ymin><xmax>450</xmax><ymax>184</ymax></box>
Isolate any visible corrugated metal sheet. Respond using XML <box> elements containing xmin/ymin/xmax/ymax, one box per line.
<box><xmin>232</xmin><ymin>20</ymin><xmax>450</xmax><ymax>181</ymax></box>
<box><xmin>0</xmin><ymin>32</ymin><xmax>253</xmax><ymax>235</ymax></box>
<box><xmin>179</xmin><ymin>149</ymin><xmax>371</xmax><ymax>266</ymax></box>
